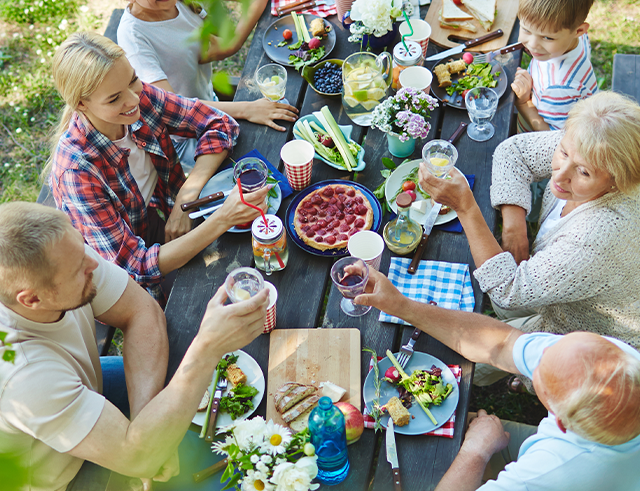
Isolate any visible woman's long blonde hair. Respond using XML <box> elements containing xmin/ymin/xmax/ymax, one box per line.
<box><xmin>44</xmin><ymin>32</ymin><xmax>125</xmax><ymax>177</ymax></box>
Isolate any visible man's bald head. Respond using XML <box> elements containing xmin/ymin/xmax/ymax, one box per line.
<box><xmin>536</xmin><ymin>332</ymin><xmax>640</xmax><ymax>445</ymax></box>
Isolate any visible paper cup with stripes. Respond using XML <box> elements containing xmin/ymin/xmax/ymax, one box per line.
<box><xmin>399</xmin><ymin>20</ymin><xmax>431</xmax><ymax>59</ymax></box>
<box><xmin>281</xmin><ymin>140</ymin><xmax>315</xmax><ymax>191</ymax></box>
<box><xmin>348</xmin><ymin>231</ymin><xmax>385</xmax><ymax>271</ymax></box>
<box><xmin>263</xmin><ymin>281</ymin><xmax>278</xmax><ymax>334</ymax></box>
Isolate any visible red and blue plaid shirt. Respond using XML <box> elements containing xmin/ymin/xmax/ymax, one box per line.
<box><xmin>50</xmin><ymin>82</ymin><xmax>239</xmax><ymax>304</ymax></box>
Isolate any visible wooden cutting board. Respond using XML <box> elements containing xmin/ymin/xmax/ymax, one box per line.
<box><xmin>424</xmin><ymin>0</ymin><xmax>519</xmax><ymax>52</ymax></box>
<box><xmin>266</xmin><ymin>328</ymin><xmax>361</xmax><ymax>425</ymax></box>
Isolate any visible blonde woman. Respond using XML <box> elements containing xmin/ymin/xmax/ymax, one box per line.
<box><xmin>117</xmin><ymin>0</ymin><xmax>298</xmax><ymax>172</ymax></box>
<box><xmin>48</xmin><ymin>32</ymin><xmax>268</xmax><ymax>305</ymax></box>
<box><xmin>419</xmin><ymin>92</ymin><xmax>640</xmax><ymax>387</ymax></box>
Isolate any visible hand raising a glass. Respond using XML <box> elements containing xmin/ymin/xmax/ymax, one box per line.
<box><xmin>418</xmin><ymin>166</ymin><xmax>474</xmax><ymax>214</ymax></box>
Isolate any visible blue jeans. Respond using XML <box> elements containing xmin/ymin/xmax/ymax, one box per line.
<box><xmin>67</xmin><ymin>357</ymin><xmax>225</xmax><ymax>491</ymax></box>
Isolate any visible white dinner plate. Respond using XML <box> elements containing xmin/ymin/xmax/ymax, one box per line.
<box><xmin>198</xmin><ymin>168</ymin><xmax>282</xmax><ymax>233</ymax></box>
<box><xmin>384</xmin><ymin>159</ymin><xmax>465</xmax><ymax>226</ymax></box>
<box><xmin>192</xmin><ymin>350</ymin><xmax>265</xmax><ymax>428</ymax></box>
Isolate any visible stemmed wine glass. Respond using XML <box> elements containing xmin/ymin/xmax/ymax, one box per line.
<box><xmin>256</xmin><ymin>64</ymin><xmax>289</xmax><ymax>105</ymax></box>
<box><xmin>330</xmin><ymin>257</ymin><xmax>371</xmax><ymax>317</ymax></box>
<box><xmin>465</xmin><ymin>87</ymin><xmax>499</xmax><ymax>142</ymax></box>
<box><xmin>225</xmin><ymin>267</ymin><xmax>264</xmax><ymax>303</ymax></box>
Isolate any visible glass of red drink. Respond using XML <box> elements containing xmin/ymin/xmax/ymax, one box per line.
<box><xmin>233</xmin><ymin>157</ymin><xmax>268</xmax><ymax>193</ymax></box>
<box><xmin>330</xmin><ymin>257</ymin><xmax>371</xmax><ymax>317</ymax></box>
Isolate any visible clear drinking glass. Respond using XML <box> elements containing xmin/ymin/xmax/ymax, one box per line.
<box><xmin>422</xmin><ymin>139</ymin><xmax>459</xmax><ymax>178</ymax></box>
<box><xmin>256</xmin><ymin>63</ymin><xmax>289</xmax><ymax>104</ymax></box>
<box><xmin>465</xmin><ymin>87</ymin><xmax>499</xmax><ymax>142</ymax></box>
<box><xmin>330</xmin><ymin>257</ymin><xmax>371</xmax><ymax>317</ymax></box>
<box><xmin>225</xmin><ymin>267</ymin><xmax>264</xmax><ymax>303</ymax></box>
<box><xmin>233</xmin><ymin>157</ymin><xmax>268</xmax><ymax>193</ymax></box>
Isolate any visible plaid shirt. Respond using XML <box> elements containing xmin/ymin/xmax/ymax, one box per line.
<box><xmin>50</xmin><ymin>82</ymin><xmax>239</xmax><ymax>304</ymax></box>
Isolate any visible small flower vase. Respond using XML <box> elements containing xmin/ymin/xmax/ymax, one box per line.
<box><xmin>362</xmin><ymin>22</ymin><xmax>400</xmax><ymax>51</ymax></box>
<box><xmin>387</xmin><ymin>133</ymin><xmax>415</xmax><ymax>158</ymax></box>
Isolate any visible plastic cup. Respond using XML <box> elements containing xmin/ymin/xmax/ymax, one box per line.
<box><xmin>263</xmin><ymin>281</ymin><xmax>278</xmax><ymax>333</ymax></box>
<box><xmin>399</xmin><ymin>66</ymin><xmax>433</xmax><ymax>93</ymax></box>
<box><xmin>281</xmin><ymin>140</ymin><xmax>315</xmax><ymax>191</ymax></box>
<box><xmin>399</xmin><ymin>20</ymin><xmax>431</xmax><ymax>59</ymax></box>
<box><xmin>347</xmin><ymin>231</ymin><xmax>385</xmax><ymax>271</ymax></box>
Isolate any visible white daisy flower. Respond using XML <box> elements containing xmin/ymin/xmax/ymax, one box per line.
<box><xmin>242</xmin><ymin>469</ymin><xmax>274</xmax><ymax>491</ymax></box>
<box><xmin>260</xmin><ymin>421</ymin><xmax>292</xmax><ymax>455</ymax></box>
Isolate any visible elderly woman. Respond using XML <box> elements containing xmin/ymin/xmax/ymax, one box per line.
<box><xmin>420</xmin><ymin>91</ymin><xmax>640</xmax><ymax>387</ymax></box>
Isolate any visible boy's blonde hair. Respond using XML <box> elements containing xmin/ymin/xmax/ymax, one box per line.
<box><xmin>44</xmin><ymin>32</ymin><xmax>125</xmax><ymax>177</ymax></box>
<box><xmin>564</xmin><ymin>91</ymin><xmax>640</xmax><ymax>195</ymax></box>
<box><xmin>518</xmin><ymin>0</ymin><xmax>594</xmax><ymax>31</ymax></box>
<box><xmin>0</xmin><ymin>202</ymin><xmax>70</xmax><ymax>305</ymax></box>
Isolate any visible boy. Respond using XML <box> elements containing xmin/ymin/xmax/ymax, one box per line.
<box><xmin>512</xmin><ymin>0</ymin><xmax>598</xmax><ymax>133</ymax></box>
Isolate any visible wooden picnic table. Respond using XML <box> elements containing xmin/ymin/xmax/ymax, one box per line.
<box><xmin>164</xmin><ymin>6</ymin><xmax>521</xmax><ymax>490</ymax></box>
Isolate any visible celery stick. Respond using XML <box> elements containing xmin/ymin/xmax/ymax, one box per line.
<box><xmin>199</xmin><ymin>368</ymin><xmax>220</xmax><ymax>438</ymax></box>
<box><xmin>291</xmin><ymin>13</ymin><xmax>303</xmax><ymax>41</ymax></box>
<box><xmin>299</xmin><ymin>15</ymin><xmax>312</xmax><ymax>43</ymax></box>
<box><xmin>316</xmin><ymin>107</ymin><xmax>355</xmax><ymax>171</ymax></box>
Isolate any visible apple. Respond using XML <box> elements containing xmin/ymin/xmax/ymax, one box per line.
<box><xmin>453</xmin><ymin>0</ymin><xmax>463</xmax><ymax>5</ymax></box>
<box><xmin>335</xmin><ymin>402</ymin><xmax>364</xmax><ymax>445</ymax></box>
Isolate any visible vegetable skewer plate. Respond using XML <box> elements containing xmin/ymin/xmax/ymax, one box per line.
<box><xmin>263</xmin><ymin>14</ymin><xmax>336</xmax><ymax>67</ymax></box>
<box><xmin>192</xmin><ymin>350</ymin><xmax>265</xmax><ymax>428</ymax></box>
<box><xmin>363</xmin><ymin>352</ymin><xmax>459</xmax><ymax>435</ymax></box>
<box><xmin>430</xmin><ymin>53</ymin><xmax>508</xmax><ymax>109</ymax></box>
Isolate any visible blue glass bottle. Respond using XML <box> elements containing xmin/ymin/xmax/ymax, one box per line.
<box><xmin>309</xmin><ymin>396</ymin><xmax>350</xmax><ymax>485</ymax></box>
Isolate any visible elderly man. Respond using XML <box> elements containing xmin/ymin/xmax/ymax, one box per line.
<box><xmin>355</xmin><ymin>269</ymin><xmax>640</xmax><ymax>491</ymax></box>
<box><xmin>0</xmin><ymin>202</ymin><xmax>268</xmax><ymax>491</ymax></box>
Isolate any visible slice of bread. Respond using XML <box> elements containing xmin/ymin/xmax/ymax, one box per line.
<box><xmin>227</xmin><ymin>364</ymin><xmax>247</xmax><ymax>387</ymax></box>
<box><xmin>442</xmin><ymin>0</ymin><xmax>473</xmax><ymax>21</ymax></box>
<box><xmin>386</xmin><ymin>396</ymin><xmax>411</xmax><ymax>427</ymax></box>
<box><xmin>277</xmin><ymin>385</ymin><xmax>317</xmax><ymax>413</ymax></box>
<box><xmin>283</xmin><ymin>395</ymin><xmax>320</xmax><ymax>424</ymax></box>
<box><xmin>198</xmin><ymin>389</ymin><xmax>211</xmax><ymax>412</ymax></box>
<box><xmin>289</xmin><ymin>405</ymin><xmax>316</xmax><ymax>432</ymax></box>
<box><xmin>462</xmin><ymin>0</ymin><xmax>497</xmax><ymax>31</ymax></box>
<box><xmin>274</xmin><ymin>382</ymin><xmax>305</xmax><ymax>408</ymax></box>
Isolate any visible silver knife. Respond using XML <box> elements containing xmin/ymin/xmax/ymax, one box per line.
<box><xmin>425</xmin><ymin>29</ymin><xmax>504</xmax><ymax>62</ymax></box>
<box><xmin>189</xmin><ymin>202</ymin><xmax>224</xmax><ymax>219</ymax></box>
<box><xmin>386</xmin><ymin>420</ymin><xmax>402</xmax><ymax>491</ymax></box>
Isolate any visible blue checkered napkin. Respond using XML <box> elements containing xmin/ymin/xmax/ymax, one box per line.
<box><xmin>379</xmin><ymin>257</ymin><xmax>475</xmax><ymax>325</ymax></box>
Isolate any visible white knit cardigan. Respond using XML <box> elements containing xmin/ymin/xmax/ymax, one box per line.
<box><xmin>474</xmin><ymin>130</ymin><xmax>640</xmax><ymax>349</ymax></box>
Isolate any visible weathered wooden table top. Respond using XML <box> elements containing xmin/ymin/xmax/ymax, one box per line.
<box><xmin>164</xmin><ymin>6</ymin><xmax>521</xmax><ymax>490</ymax></box>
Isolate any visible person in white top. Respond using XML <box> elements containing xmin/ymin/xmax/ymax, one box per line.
<box><xmin>118</xmin><ymin>0</ymin><xmax>299</xmax><ymax>172</ymax></box>
<box><xmin>0</xmin><ymin>202</ymin><xmax>269</xmax><ymax>490</ymax></box>
<box><xmin>418</xmin><ymin>92</ymin><xmax>640</xmax><ymax>388</ymax></box>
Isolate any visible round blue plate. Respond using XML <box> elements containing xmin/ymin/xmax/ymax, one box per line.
<box><xmin>363</xmin><ymin>352</ymin><xmax>460</xmax><ymax>435</ymax></box>
<box><xmin>199</xmin><ymin>168</ymin><xmax>282</xmax><ymax>233</ymax></box>
<box><xmin>285</xmin><ymin>179</ymin><xmax>383</xmax><ymax>257</ymax></box>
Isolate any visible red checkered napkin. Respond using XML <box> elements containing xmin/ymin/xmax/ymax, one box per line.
<box><xmin>271</xmin><ymin>0</ymin><xmax>337</xmax><ymax>18</ymax></box>
<box><xmin>363</xmin><ymin>356</ymin><xmax>461</xmax><ymax>438</ymax></box>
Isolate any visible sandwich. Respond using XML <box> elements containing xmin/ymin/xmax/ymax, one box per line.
<box><xmin>439</xmin><ymin>0</ymin><xmax>477</xmax><ymax>33</ymax></box>
<box><xmin>462</xmin><ymin>0</ymin><xmax>497</xmax><ymax>31</ymax></box>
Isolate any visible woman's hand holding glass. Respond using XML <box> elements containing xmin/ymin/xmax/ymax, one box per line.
<box><xmin>418</xmin><ymin>164</ymin><xmax>475</xmax><ymax>214</ymax></box>
<box><xmin>211</xmin><ymin>185</ymin><xmax>270</xmax><ymax>229</ymax></box>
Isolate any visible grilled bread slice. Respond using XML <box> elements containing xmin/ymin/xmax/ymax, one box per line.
<box><xmin>277</xmin><ymin>385</ymin><xmax>317</xmax><ymax>413</ymax></box>
<box><xmin>283</xmin><ymin>395</ymin><xmax>320</xmax><ymax>424</ymax></box>
<box><xmin>274</xmin><ymin>382</ymin><xmax>305</xmax><ymax>408</ymax></box>
<box><xmin>197</xmin><ymin>389</ymin><xmax>211</xmax><ymax>412</ymax></box>
<box><xmin>386</xmin><ymin>396</ymin><xmax>411</xmax><ymax>426</ymax></box>
<box><xmin>226</xmin><ymin>364</ymin><xmax>247</xmax><ymax>387</ymax></box>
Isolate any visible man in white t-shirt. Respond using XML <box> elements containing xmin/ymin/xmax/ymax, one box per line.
<box><xmin>0</xmin><ymin>202</ymin><xmax>269</xmax><ymax>491</ymax></box>
<box><xmin>355</xmin><ymin>269</ymin><xmax>640</xmax><ymax>491</ymax></box>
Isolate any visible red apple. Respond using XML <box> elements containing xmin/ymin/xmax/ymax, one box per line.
<box><xmin>453</xmin><ymin>0</ymin><xmax>463</xmax><ymax>4</ymax></box>
<box><xmin>335</xmin><ymin>402</ymin><xmax>364</xmax><ymax>445</ymax></box>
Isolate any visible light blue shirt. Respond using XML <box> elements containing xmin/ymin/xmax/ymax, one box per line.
<box><xmin>480</xmin><ymin>333</ymin><xmax>640</xmax><ymax>491</ymax></box>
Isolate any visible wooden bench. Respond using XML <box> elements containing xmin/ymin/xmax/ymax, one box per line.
<box><xmin>612</xmin><ymin>54</ymin><xmax>640</xmax><ymax>102</ymax></box>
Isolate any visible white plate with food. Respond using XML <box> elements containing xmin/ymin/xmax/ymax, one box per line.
<box><xmin>192</xmin><ymin>350</ymin><xmax>265</xmax><ymax>428</ymax></box>
<box><xmin>362</xmin><ymin>351</ymin><xmax>459</xmax><ymax>435</ymax></box>
<box><xmin>384</xmin><ymin>159</ymin><xmax>460</xmax><ymax>226</ymax></box>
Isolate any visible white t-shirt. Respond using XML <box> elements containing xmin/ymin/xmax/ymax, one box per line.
<box><xmin>117</xmin><ymin>2</ymin><xmax>217</xmax><ymax>102</ymax></box>
<box><xmin>0</xmin><ymin>246</ymin><xmax>128</xmax><ymax>491</ymax></box>
<box><xmin>535</xmin><ymin>198</ymin><xmax>566</xmax><ymax>240</ymax></box>
<box><xmin>113</xmin><ymin>126</ymin><xmax>158</xmax><ymax>206</ymax></box>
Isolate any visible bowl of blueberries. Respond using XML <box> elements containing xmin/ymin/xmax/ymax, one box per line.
<box><xmin>302</xmin><ymin>59</ymin><xmax>343</xmax><ymax>97</ymax></box>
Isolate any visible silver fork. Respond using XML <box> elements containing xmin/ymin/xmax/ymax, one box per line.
<box><xmin>473</xmin><ymin>42</ymin><xmax>524</xmax><ymax>64</ymax></box>
<box><xmin>205</xmin><ymin>375</ymin><xmax>228</xmax><ymax>442</ymax></box>
<box><xmin>397</xmin><ymin>328</ymin><xmax>421</xmax><ymax>369</ymax></box>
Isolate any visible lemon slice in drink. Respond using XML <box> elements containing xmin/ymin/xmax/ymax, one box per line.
<box><xmin>343</xmin><ymin>95</ymin><xmax>360</xmax><ymax>108</ymax></box>
<box><xmin>271</xmin><ymin>75</ymin><xmax>281</xmax><ymax>84</ymax></box>
<box><xmin>360</xmin><ymin>100</ymin><xmax>380</xmax><ymax>111</ymax></box>
<box><xmin>233</xmin><ymin>284</ymin><xmax>252</xmax><ymax>301</ymax></box>
<box><xmin>367</xmin><ymin>87</ymin><xmax>386</xmax><ymax>101</ymax></box>
<box><xmin>430</xmin><ymin>157</ymin><xmax>450</xmax><ymax>167</ymax></box>
<box><xmin>353</xmin><ymin>89</ymin><xmax>369</xmax><ymax>102</ymax></box>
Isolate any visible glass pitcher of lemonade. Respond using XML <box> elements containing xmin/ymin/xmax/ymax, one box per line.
<box><xmin>342</xmin><ymin>51</ymin><xmax>392</xmax><ymax>126</ymax></box>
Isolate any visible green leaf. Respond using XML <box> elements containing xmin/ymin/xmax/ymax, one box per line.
<box><xmin>221</xmin><ymin>460</ymin><xmax>235</xmax><ymax>482</ymax></box>
<box><xmin>380</xmin><ymin>169</ymin><xmax>392</xmax><ymax>179</ymax></box>
<box><xmin>2</xmin><ymin>350</ymin><xmax>15</xmax><ymax>364</ymax></box>
<box><xmin>221</xmin><ymin>472</ymin><xmax>241</xmax><ymax>490</ymax></box>
<box><xmin>382</xmin><ymin>157</ymin><xmax>396</xmax><ymax>170</ymax></box>
<box><xmin>212</xmin><ymin>72</ymin><xmax>234</xmax><ymax>96</ymax></box>
<box><xmin>0</xmin><ymin>331</ymin><xmax>7</xmax><ymax>344</ymax></box>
